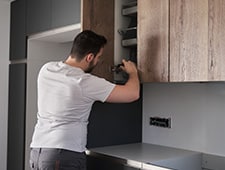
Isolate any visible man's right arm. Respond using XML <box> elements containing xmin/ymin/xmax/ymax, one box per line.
<box><xmin>106</xmin><ymin>60</ymin><xmax>140</xmax><ymax>103</ymax></box>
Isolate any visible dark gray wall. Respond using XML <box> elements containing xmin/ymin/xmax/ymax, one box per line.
<box><xmin>87</xmin><ymin>90</ymin><xmax>142</xmax><ymax>148</ymax></box>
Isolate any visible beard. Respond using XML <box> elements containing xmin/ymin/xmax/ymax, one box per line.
<box><xmin>85</xmin><ymin>60</ymin><xmax>96</xmax><ymax>73</ymax></box>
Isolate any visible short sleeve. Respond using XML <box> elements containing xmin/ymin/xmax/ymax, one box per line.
<box><xmin>81</xmin><ymin>74</ymin><xmax>115</xmax><ymax>102</ymax></box>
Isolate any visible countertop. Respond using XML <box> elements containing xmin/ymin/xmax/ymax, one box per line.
<box><xmin>87</xmin><ymin>143</ymin><xmax>202</xmax><ymax>170</ymax></box>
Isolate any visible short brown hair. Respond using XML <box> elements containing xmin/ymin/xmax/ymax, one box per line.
<box><xmin>70</xmin><ymin>30</ymin><xmax>107</xmax><ymax>61</ymax></box>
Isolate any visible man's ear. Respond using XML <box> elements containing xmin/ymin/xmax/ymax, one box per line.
<box><xmin>86</xmin><ymin>53</ymin><xmax>94</xmax><ymax>63</ymax></box>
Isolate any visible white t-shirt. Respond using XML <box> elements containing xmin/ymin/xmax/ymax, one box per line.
<box><xmin>30</xmin><ymin>61</ymin><xmax>115</xmax><ymax>152</ymax></box>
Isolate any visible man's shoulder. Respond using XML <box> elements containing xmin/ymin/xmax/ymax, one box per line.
<box><xmin>42</xmin><ymin>61</ymin><xmax>61</xmax><ymax>69</ymax></box>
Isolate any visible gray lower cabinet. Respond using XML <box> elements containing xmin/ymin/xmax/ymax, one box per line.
<box><xmin>202</xmin><ymin>153</ymin><xmax>225</xmax><ymax>170</ymax></box>
<box><xmin>124</xmin><ymin>165</ymin><xmax>140</xmax><ymax>170</ymax></box>
<box><xmin>87</xmin><ymin>100</ymin><xmax>142</xmax><ymax>148</ymax></box>
<box><xmin>87</xmin><ymin>98</ymin><xmax>142</xmax><ymax>170</ymax></box>
<box><xmin>87</xmin><ymin>143</ymin><xmax>202</xmax><ymax>170</ymax></box>
<box><xmin>87</xmin><ymin>155</ymin><xmax>140</xmax><ymax>170</ymax></box>
<box><xmin>87</xmin><ymin>154</ymin><xmax>173</xmax><ymax>170</ymax></box>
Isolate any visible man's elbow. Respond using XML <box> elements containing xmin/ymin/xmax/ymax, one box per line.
<box><xmin>134</xmin><ymin>91</ymin><xmax>140</xmax><ymax>100</ymax></box>
<box><xmin>129</xmin><ymin>91</ymin><xmax>140</xmax><ymax>102</ymax></box>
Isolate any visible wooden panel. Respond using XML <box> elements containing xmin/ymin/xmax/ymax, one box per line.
<box><xmin>208</xmin><ymin>0</ymin><xmax>225</xmax><ymax>81</ymax></box>
<box><xmin>82</xmin><ymin>0</ymin><xmax>114</xmax><ymax>82</ymax></box>
<box><xmin>170</xmin><ymin>0</ymin><xmax>208</xmax><ymax>82</ymax></box>
<box><xmin>138</xmin><ymin>0</ymin><xmax>169</xmax><ymax>82</ymax></box>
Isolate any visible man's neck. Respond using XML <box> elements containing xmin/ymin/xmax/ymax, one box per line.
<box><xmin>64</xmin><ymin>56</ymin><xmax>86</xmax><ymax>71</ymax></box>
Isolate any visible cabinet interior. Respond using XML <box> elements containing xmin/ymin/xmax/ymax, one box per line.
<box><xmin>114</xmin><ymin>0</ymin><xmax>137</xmax><ymax>83</ymax></box>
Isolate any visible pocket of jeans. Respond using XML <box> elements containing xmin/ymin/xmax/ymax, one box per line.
<box><xmin>60</xmin><ymin>160</ymin><xmax>83</xmax><ymax>170</ymax></box>
<box><xmin>40</xmin><ymin>160</ymin><xmax>57</xmax><ymax>170</ymax></box>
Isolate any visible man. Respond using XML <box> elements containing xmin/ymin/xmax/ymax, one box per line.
<box><xmin>30</xmin><ymin>30</ymin><xmax>140</xmax><ymax>170</ymax></box>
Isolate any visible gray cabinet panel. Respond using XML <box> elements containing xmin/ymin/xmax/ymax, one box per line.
<box><xmin>26</xmin><ymin>0</ymin><xmax>80</xmax><ymax>35</ymax></box>
<box><xmin>26</xmin><ymin>0</ymin><xmax>51</xmax><ymax>34</ymax></box>
<box><xmin>10</xmin><ymin>0</ymin><xmax>26</xmax><ymax>60</ymax></box>
<box><xmin>7</xmin><ymin>63</ymin><xmax>26</xmax><ymax>170</ymax></box>
<box><xmin>52</xmin><ymin>0</ymin><xmax>81</xmax><ymax>28</ymax></box>
<box><xmin>87</xmin><ymin>155</ymin><xmax>140</xmax><ymax>170</ymax></box>
<box><xmin>87</xmin><ymin>91</ymin><xmax>142</xmax><ymax>148</ymax></box>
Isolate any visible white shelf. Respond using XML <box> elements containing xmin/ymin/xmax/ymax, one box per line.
<box><xmin>28</xmin><ymin>23</ymin><xmax>81</xmax><ymax>43</ymax></box>
<box><xmin>122</xmin><ymin>1</ymin><xmax>137</xmax><ymax>16</ymax></box>
<box><xmin>122</xmin><ymin>6</ymin><xmax>137</xmax><ymax>16</ymax></box>
<box><xmin>122</xmin><ymin>38</ymin><xmax>137</xmax><ymax>47</ymax></box>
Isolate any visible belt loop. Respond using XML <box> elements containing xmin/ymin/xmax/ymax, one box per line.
<box><xmin>55</xmin><ymin>160</ymin><xmax>60</xmax><ymax>170</ymax></box>
<box><xmin>39</xmin><ymin>148</ymin><xmax>42</xmax><ymax>154</ymax></box>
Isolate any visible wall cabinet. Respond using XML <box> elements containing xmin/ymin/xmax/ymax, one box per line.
<box><xmin>26</xmin><ymin>0</ymin><xmax>81</xmax><ymax>35</ymax></box>
<box><xmin>10</xmin><ymin>0</ymin><xmax>26</xmax><ymax>60</ymax></box>
<box><xmin>169</xmin><ymin>0</ymin><xmax>208</xmax><ymax>82</ymax></box>
<box><xmin>12</xmin><ymin>0</ymin><xmax>225</xmax><ymax>82</ymax></box>
<box><xmin>52</xmin><ymin>0</ymin><xmax>80</xmax><ymax>29</ymax></box>
<box><xmin>26</xmin><ymin>0</ymin><xmax>114</xmax><ymax>81</ymax></box>
<box><xmin>138</xmin><ymin>0</ymin><xmax>168</xmax><ymax>82</ymax></box>
<box><xmin>87</xmin><ymin>154</ymin><xmax>140</xmax><ymax>170</ymax></box>
<box><xmin>26</xmin><ymin>0</ymin><xmax>51</xmax><ymax>35</ymax></box>
<box><xmin>138</xmin><ymin>0</ymin><xmax>225</xmax><ymax>82</ymax></box>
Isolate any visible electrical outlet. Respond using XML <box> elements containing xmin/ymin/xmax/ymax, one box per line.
<box><xmin>149</xmin><ymin>117</ymin><xmax>171</xmax><ymax>128</ymax></box>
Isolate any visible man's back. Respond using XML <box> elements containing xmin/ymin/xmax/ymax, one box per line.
<box><xmin>31</xmin><ymin>61</ymin><xmax>115</xmax><ymax>152</ymax></box>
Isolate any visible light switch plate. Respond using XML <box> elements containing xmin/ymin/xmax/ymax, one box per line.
<box><xmin>149</xmin><ymin>117</ymin><xmax>171</xmax><ymax>128</ymax></box>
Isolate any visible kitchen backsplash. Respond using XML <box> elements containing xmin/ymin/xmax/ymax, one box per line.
<box><xmin>142</xmin><ymin>82</ymin><xmax>225</xmax><ymax>157</ymax></box>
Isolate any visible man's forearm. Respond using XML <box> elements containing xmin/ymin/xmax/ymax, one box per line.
<box><xmin>125</xmin><ymin>72</ymin><xmax>140</xmax><ymax>99</ymax></box>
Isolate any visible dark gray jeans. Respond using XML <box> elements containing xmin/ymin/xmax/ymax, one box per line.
<box><xmin>30</xmin><ymin>148</ymin><xmax>86</xmax><ymax>170</ymax></box>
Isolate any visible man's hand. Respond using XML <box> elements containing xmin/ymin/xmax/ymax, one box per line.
<box><xmin>120</xmin><ymin>59</ymin><xmax>138</xmax><ymax>75</ymax></box>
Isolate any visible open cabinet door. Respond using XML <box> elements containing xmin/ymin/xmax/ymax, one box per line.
<box><xmin>82</xmin><ymin>0</ymin><xmax>114</xmax><ymax>82</ymax></box>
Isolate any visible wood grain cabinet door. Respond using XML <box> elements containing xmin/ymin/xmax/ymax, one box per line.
<box><xmin>138</xmin><ymin>0</ymin><xmax>225</xmax><ymax>82</ymax></box>
<box><xmin>138</xmin><ymin>0</ymin><xmax>169</xmax><ymax>82</ymax></box>
<box><xmin>170</xmin><ymin>0</ymin><xmax>225</xmax><ymax>82</ymax></box>
<box><xmin>207</xmin><ymin>0</ymin><xmax>225</xmax><ymax>81</ymax></box>
<box><xmin>170</xmin><ymin>0</ymin><xmax>208</xmax><ymax>82</ymax></box>
<box><xmin>82</xmin><ymin>0</ymin><xmax>114</xmax><ymax>82</ymax></box>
